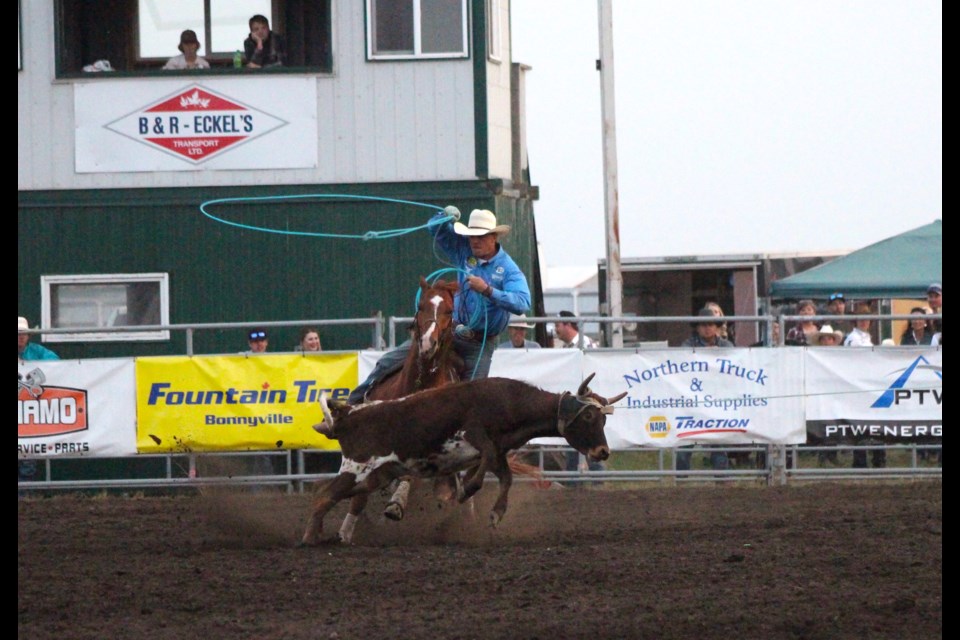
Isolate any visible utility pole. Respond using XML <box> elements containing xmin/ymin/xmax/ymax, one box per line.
<box><xmin>598</xmin><ymin>0</ymin><xmax>623</xmax><ymax>347</ymax></box>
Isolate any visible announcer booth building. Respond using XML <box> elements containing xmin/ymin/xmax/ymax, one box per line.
<box><xmin>18</xmin><ymin>1</ymin><xmax>544</xmax><ymax>358</ymax></box>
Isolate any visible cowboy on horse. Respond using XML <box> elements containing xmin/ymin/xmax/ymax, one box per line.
<box><xmin>347</xmin><ymin>207</ymin><xmax>532</xmax><ymax>404</ymax></box>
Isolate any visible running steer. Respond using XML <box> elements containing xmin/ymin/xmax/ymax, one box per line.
<box><xmin>301</xmin><ymin>374</ymin><xmax>626</xmax><ymax>546</ymax></box>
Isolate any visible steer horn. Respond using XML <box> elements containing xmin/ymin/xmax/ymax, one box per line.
<box><xmin>312</xmin><ymin>391</ymin><xmax>337</xmax><ymax>438</ymax></box>
<box><xmin>577</xmin><ymin>372</ymin><xmax>627</xmax><ymax>413</ymax></box>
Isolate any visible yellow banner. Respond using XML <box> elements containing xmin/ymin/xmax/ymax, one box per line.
<box><xmin>135</xmin><ymin>353</ymin><xmax>357</xmax><ymax>452</ymax></box>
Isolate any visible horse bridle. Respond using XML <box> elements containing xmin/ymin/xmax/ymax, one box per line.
<box><xmin>413</xmin><ymin>292</ymin><xmax>454</xmax><ymax>386</ymax></box>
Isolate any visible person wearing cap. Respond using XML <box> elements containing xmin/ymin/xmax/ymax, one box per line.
<box><xmin>246</xmin><ymin>328</ymin><xmax>269</xmax><ymax>353</ymax></box>
<box><xmin>163</xmin><ymin>29</ymin><xmax>210</xmax><ymax>70</ymax></box>
<box><xmin>18</xmin><ymin>316</ymin><xmax>59</xmax><ymax>360</ymax></box>
<box><xmin>820</xmin><ymin>293</ymin><xmax>850</xmax><ymax>334</ymax></box>
<box><xmin>347</xmin><ymin>207</ymin><xmax>531</xmax><ymax>404</ymax></box>
<box><xmin>554</xmin><ymin>310</ymin><xmax>598</xmax><ymax>349</ymax></box>
<box><xmin>501</xmin><ymin>314</ymin><xmax>540</xmax><ymax>349</ymax></box>
<box><xmin>681</xmin><ymin>308</ymin><xmax>734</xmax><ymax>348</ymax></box>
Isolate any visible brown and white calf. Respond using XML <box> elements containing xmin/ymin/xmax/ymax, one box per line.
<box><xmin>301</xmin><ymin>374</ymin><xmax>626</xmax><ymax>546</ymax></box>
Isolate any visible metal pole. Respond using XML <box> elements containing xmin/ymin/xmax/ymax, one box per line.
<box><xmin>598</xmin><ymin>0</ymin><xmax>624</xmax><ymax>347</ymax></box>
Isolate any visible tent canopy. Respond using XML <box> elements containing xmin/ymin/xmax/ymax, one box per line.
<box><xmin>769</xmin><ymin>220</ymin><xmax>942</xmax><ymax>299</ymax></box>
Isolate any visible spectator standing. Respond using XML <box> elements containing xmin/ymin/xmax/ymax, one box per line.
<box><xmin>677</xmin><ymin>308</ymin><xmax>734</xmax><ymax>473</ymax></box>
<box><xmin>554</xmin><ymin>310</ymin><xmax>598</xmax><ymax>348</ymax></box>
<box><xmin>926</xmin><ymin>283</ymin><xmax>942</xmax><ymax>335</ymax></box>
<box><xmin>348</xmin><ymin>207</ymin><xmax>531</xmax><ymax>404</ymax></box>
<box><xmin>785</xmin><ymin>299</ymin><xmax>819</xmax><ymax>345</ymax></box>
<box><xmin>899</xmin><ymin>308</ymin><xmax>933</xmax><ymax>345</ymax></box>
<box><xmin>162</xmin><ymin>29</ymin><xmax>210</xmax><ymax>70</ymax></box>
<box><xmin>500</xmin><ymin>314</ymin><xmax>540</xmax><ymax>349</ymax></box>
<box><xmin>243</xmin><ymin>14</ymin><xmax>285</xmax><ymax>68</ymax></box>
<box><xmin>843</xmin><ymin>302</ymin><xmax>874</xmax><ymax>347</ymax></box>
<box><xmin>298</xmin><ymin>327</ymin><xmax>322</xmax><ymax>352</ymax></box>
<box><xmin>19</xmin><ymin>316</ymin><xmax>59</xmax><ymax>485</ymax></box>
<box><xmin>19</xmin><ymin>316</ymin><xmax>58</xmax><ymax>360</ymax></box>
<box><xmin>821</xmin><ymin>293</ymin><xmax>850</xmax><ymax>334</ymax></box>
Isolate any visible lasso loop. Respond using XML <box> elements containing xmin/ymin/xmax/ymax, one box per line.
<box><xmin>199</xmin><ymin>193</ymin><xmax>454</xmax><ymax>239</ymax></box>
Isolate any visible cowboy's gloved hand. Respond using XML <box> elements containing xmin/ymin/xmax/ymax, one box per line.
<box><xmin>443</xmin><ymin>205</ymin><xmax>461</xmax><ymax>221</ymax></box>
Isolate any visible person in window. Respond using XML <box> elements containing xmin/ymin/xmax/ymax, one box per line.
<box><xmin>244</xmin><ymin>14</ymin><xmax>285</xmax><ymax>68</ymax></box>
<box><xmin>163</xmin><ymin>30</ymin><xmax>210</xmax><ymax>70</ymax></box>
<box><xmin>297</xmin><ymin>327</ymin><xmax>322</xmax><ymax>352</ymax></box>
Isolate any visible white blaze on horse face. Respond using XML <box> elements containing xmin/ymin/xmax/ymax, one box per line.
<box><xmin>419</xmin><ymin>294</ymin><xmax>444</xmax><ymax>354</ymax></box>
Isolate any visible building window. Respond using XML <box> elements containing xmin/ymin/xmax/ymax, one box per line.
<box><xmin>54</xmin><ymin>0</ymin><xmax>332</xmax><ymax>75</ymax></box>
<box><xmin>367</xmin><ymin>0</ymin><xmax>469</xmax><ymax>60</ymax></box>
<box><xmin>486</xmin><ymin>0</ymin><xmax>501</xmax><ymax>62</ymax></box>
<box><xmin>41</xmin><ymin>274</ymin><xmax>170</xmax><ymax>342</ymax></box>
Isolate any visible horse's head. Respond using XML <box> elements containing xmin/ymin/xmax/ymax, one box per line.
<box><xmin>415</xmin><ymin>276</ymin><xmax>459</xmax><ymax>360</ymax></box>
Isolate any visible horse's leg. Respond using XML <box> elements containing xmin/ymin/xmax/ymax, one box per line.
<box><xmin>488</xmin><ymin>453</ymin><xmax>514</xmax><ymax>528</ymax></box>
<box><xmin>300</xmin><ymin>473</ymin><xmax>357</xmax><ymax>547</ymax></box>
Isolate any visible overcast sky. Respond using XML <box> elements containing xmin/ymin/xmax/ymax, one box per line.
<box><xmin>510</xmin><ymin>1</ymin><xmax>942</xmax><ymax>272</ymax></box>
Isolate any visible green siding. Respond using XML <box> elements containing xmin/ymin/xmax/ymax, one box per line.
<box><xmin>19</xmin><ymin>181</ymin><xmax>542</xmax><ymax>358</ymax></box>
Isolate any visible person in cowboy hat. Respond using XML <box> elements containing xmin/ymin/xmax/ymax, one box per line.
<box><xmin>808</xmin><ymin>324</ymin><xmax>844</xmax><ymax>346</ymax></box>
<box><xmin>18</xmin><ymin>316</ymin><xmax>59</xmax><ymax>361</ymax></box>
<box><xmin>681</xmin><ymin>308</ymin><xmax>734</xmax><ymax>348</ymax></box>
<box><xmin>163</xmin><ymin>29</ymin><xmax>210</xmax><ymax>70</ymax></box>
<box><xmin>500</xmin><ymin>314</ymin><xmax>541</xmax><ymax>349</ymax></box>
<box><xmin>347</xmin><ymin>207</ymin><xmax>531</xmax><ymax>404</ymax></box>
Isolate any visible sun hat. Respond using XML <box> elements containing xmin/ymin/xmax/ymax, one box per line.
<box><xmin>508</xmin><ymin>314</ymin><xmax>535</xmax><ymax>329</ymax></box>
<box><xmin>178</xmin><ymin>29</ymin><xmax>201</xmax><ymax>52</ymax></box>
<box><xmin>453</xmin><ymin>209</ymin><xmax>511</xmax><ymax>237</ymax></box>
<box><xmin>810</xmin><ymin>324</ymin><xmax>844</xmax><ymax>345</ymax></box>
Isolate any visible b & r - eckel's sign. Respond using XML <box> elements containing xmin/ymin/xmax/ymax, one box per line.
<box><xmin>106</xmin><ymin>85</ymin><xmax>287</xmax><ymax>163</ymax></box>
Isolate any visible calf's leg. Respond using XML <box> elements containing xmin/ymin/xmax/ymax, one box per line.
<box><xmin>488</xmin><ymin>453</ymin><xmax>513</xmax><ymax>528</ymax></box>
<box><xmin>301</xmin><ymin>473</ymin><xmax>358</xmax><ymax>546</ymax></box>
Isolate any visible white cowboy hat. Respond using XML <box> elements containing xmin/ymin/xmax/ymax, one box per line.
<box><xmin>453</xmin><ymin>209</ymin><xmax>511</xmax><ymax>237</ymax></box>
<box><xmin>810</xmin><ymin>324</ymin><xmax>843</xmax><ymax>345</ymax></box>
<box><xmin>508</xmin><ymin>314</ymin><xmax>535</xmax><ymax>329</ymax></box>
<box><xmin>18</xmin><ymin>316</ymin><xmax>30</xmax><ymax>332</ymax></box>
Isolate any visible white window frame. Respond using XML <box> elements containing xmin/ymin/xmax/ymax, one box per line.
<box><xmin>366</xmin><ymin>0</ymin><xmax>469</xmax><ymax>61</ymax></box>
<box><xmin>486</xmin><ymin>0</ymin><xmax>501</xmax><ymax>63</ymax></box>
<box><xmin>40</xmin><ymin>273</ymin><xmax>171</xmax><ymax>343</ymax></box>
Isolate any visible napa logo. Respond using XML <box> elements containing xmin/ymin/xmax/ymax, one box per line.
<box><xmin>18</xmin><ymin>368</ymin><xmax>89</xmax><ymax>438</ymax></box>
<box><xmin>871</xmin><ymin>355</ymin><xmax>942</xmax><ymax>408</ymax></box>
<box><xmin>645</xmin><ymin>415</ymin><xmax>671</xmax><ymax>439</ymax></box>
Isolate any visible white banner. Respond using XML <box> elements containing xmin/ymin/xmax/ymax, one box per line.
<box><xmin>583</xmin><ymin>349</ymin><xmax>806</xmax><ymax>448</ymax></box>
<box><xmin>805</xmin><ymin>347</ymin><xmax>942</xmax><ymax>443</ymax></box>
<box><xmin>75</xmin><ymin>79</ymin><xmax>317</xmax><ymax>172</ymax></box>
<box><xmin>18</xmin><ymin>359</ymin><xmax>137</xmax><ymax>458</ymax></box>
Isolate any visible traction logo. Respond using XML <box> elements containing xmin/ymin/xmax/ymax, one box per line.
<box><xmin>106</xmin><ymin>85</ymin><xmax>287</xmax><ymax>163</ymax></box>
<box><xmin>871</xmin><ymin>355</ymin><xmax>942</xmax><ymax>408</ymax></box>
<box><xmin>18</xmin><ymin>369</ymin><xmax>89</xmax><ymax>437</ymax></box>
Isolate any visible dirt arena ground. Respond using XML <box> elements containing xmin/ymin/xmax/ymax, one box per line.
<box><xmin>19</xmin><ymin>480</ymin><xmax>941</xmax><ymax>640</ymax></box>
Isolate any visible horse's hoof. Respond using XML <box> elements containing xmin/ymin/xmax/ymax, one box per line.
<box><xmin>383</xmin><ymin>502</ymin><xmax>404</xmax><ymax>521</ymax></box>
<box><xmin>489</xmin><ymin>512</ymin><xmax>503</xmax><ymax>529</ymax></box>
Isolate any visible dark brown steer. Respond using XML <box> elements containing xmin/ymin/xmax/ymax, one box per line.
<box><xmin>301</xmin><ymin>374</ymin><xmax>626</xmax><ymax>546</ymax></box>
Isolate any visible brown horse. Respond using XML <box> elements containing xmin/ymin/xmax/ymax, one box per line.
<box><xmin>331</xmin><ymin>277</ymin><xmax>463</xmax><ymax>539</ymax></box>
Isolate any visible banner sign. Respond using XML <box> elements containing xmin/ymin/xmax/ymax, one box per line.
<box><xmin>584</xmin><ymin>349</ymin><xmax>806</xmax><ymax>448</ymax></box>
<box><xmin>75</xmin><ymin>78</ymin><xmax>317</xmax><ymax>172</ymax></box>
<box><xmin>804</xmin><ymin>348</ymin><xmax>942</xmax><ymax>444</ymax></box>
<box><xmin>135</xmin><ymin>354</ymin><xmax>357</xmax><ymax>452</ymax></box>
<box><xmin>18</xmin><ymin>359</ymin><xmax>137</xmax><ymax>458</ymax></box>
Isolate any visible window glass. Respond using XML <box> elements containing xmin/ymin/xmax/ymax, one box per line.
<box><xmin>210</xmin><ymin>0</ymin><xmax>272</xmax><ymax>55</ymax></box>
<box><xmin>369</xmin><ymin>0</ymin><xmax>467</xmax><ymax>59</ymax></box>
<box><xmin>420</xmin><ymin>0</ymin><xmax>463</xmax><ymax>54</ymax></box>
<box><xmin>137</xmin><ymin>0</ymin><xmax>271</xmax><ymax>60</ymax></box>
<box><xmin>42</xmin><ymin>274</ymin><xmax>170</xmax><ymax>342</ymax></box>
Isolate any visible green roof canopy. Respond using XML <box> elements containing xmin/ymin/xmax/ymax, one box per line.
<box><xmin>769</xmin><ymin>220</ymin><xmax>942</xmax><ymax>299</ymax></box>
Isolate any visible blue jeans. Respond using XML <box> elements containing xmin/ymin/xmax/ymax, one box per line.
<box><xmin>347</xmin><ymin>334</ymin><xmax>498</xmax><ymax>404</ymax></box>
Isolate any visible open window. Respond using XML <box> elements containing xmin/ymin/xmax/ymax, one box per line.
<box><xmin>366</xmin><ymin>0</ymin><xmax>469</xmax><ymax>60</ymax></box>
<box><xmin>55</xmin><ymin>0</ymin><xmax>332</xmax><ymax>76</ymax></box>
<box><xmin>41</xmin><ymin>273</ymin><xmax>170</xmax><ymax>342</ymax></box>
